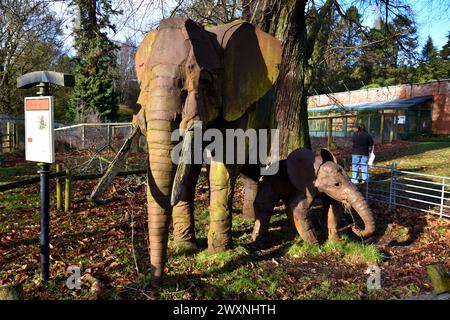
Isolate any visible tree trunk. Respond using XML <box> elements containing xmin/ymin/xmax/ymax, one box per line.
<box><xmin>244</xmin><ymin>0</ymin><xmax>311</xmax><ymax>158</ymax></box>
<box><xmin>0</xmin><ymin>284</ymin><xmax>23</xmax><ymax>300</ymax></box>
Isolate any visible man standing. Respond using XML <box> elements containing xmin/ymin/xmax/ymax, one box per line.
<box><xmin>351</xmin><ymin>124</ymin><xmax>374</xmax><ymax>184</ymax></box>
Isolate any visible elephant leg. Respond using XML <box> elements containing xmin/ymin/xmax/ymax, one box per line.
<box><xmin>172</xmin><ymin>164</ymin><xmax>201</xmax><ymax>247</ymax></box>
<box><xmin>327</xmin><ymin>202</ymin><xmax>343</xmax><ymax>242</ymax></box>
<box><xmin>146</xmin><ymin>155</ymin><xmax>173</xmax><ymax>287</ymax></box>
<box><xmin>252</xmin><ymin>181</ymin><xmax>277</xmax><ymax>246</ymax></box>
<box><xmin>288</xmin><ymin>194</ymin><xmax>319</xmax><ymax>244</ymax></box>
<box><xmin>285</xmin><ymin>199</ymin><xmax>294</xmax><ymax>225</ymax></box>
<box><xmin>208</xmin><ymin>161</ymin><xmax>235</xmax><ymax>253</ymax></box>
<box><xmin>242</xmin><ymin>176</ymin><xmax>258</xmax><ymax>221</ymax></box>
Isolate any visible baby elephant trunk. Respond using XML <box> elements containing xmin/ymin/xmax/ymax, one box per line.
<box><xmin>348</xmin><ymin>193</ymin><xmax>375</xmax><ymax>238</ymax></box>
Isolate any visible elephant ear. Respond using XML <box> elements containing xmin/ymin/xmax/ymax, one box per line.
<box><xmin>208</xmin><ymin>20</ymin><xmax>282</xmax><ymax>122</ymax></box>
<box><xmin>320</xmin><ymin>148</ymin><xmax>337</xmax><ymax>163</ymax></box>
<box><xmin>286</xmin><ymin>148</ymin><xmax>317</xmax><ymax>196</ymax></box>
<box><xmin>135</xmin><ymin>30</ymin><xmax>157</xmax><ymax>83</ymax></box>
<box><xmin>184</xmin><ymin>19</ymin><xmax>222</xmax><ymax>72</ymax></box>
<box><xmin>133</xmin><ymin>30</ymin><xmax>157</xmax><ymax>136</ymax></box>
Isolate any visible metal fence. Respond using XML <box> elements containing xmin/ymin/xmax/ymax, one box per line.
<box><xmin>54</xmin><ymin>123</ymin><xmax>135</xmax><ymax>152</ymax></box>
<box><xmin>352</xmin><ymin>163</ymin><xmax>450</xmax><ymax>218</ymax></box>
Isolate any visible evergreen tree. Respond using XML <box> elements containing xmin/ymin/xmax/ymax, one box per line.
<box><xmin>71</xmin><ymin>0</ymin><xmax>120</xmax><ymax>122</ymax></box>
<box><xmin>441</xmin><ymin>32</ymin><xmax>450</xmax><ymax>60</ymax></box>
<box><xmin>422</xmin><ymin>36</ymin><xmax>437</xmax><ymax>62</ymax></box>
<box><xmin>440</xmin><ymin>31</ymin><xmax>450</xmax><ymax>78</ymax></box>
<box><xmin>415</xmin><ymin>36</ymin><xmax>447</xmax><ymax>82</ymax></box>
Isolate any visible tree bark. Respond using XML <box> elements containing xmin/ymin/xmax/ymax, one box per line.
<box><xmin>244</xmin><ymin>0</ymin><xmax>311</xmax><ymax>158</ymax></box>
<box><xmin>0</xmin><ymin>284</ymin><xmax>23</xmax><ymax>300</ymax></box>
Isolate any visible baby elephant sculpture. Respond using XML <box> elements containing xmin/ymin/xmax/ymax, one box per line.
<box><xmin>252</xmin><ymin>148</ymin><xmax>376</xmax><ymax>245</ymax></box>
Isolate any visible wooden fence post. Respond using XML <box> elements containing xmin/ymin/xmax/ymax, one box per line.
<box><xmin>380</xmin><ymin>111</ymin><xmax>385</xmax><ymax>144</ymax></box>
<box><xmin>327</xmin><ymin>117</ymin><xmax>333</xmax><ymax>150</ymax></box>
<box><xmin>6</xmin><ymin>122</ymin><xmax>12</xmax><ymax>152</ymax></box>
<box><xmin>65</xmin><ymin>168</ymin><xmax>72</xmax><ymax>212</ymax></box>
<box><xmin>56</xmin><ymin>164</ymin><xmax>62</xmax><ymax>210</ymax></box>
<box><xmin>81</xmin><ymin>125</ymin><xmax>86</xmax><ymax>149</ymax></box>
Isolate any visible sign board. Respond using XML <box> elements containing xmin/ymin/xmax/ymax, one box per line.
<box><xmin>24</xmin><ymin>96</ymin><xmax>55</xmax><ymax>163</ymax></box>
<box><xmin>397</xmin><ymin>115</ymin><xmax>406</xmax><ymax>124</ymax></box>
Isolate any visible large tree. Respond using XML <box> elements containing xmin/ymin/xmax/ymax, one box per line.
<box><xmin>414</xmin><ymin>36</ymin><xmax>448</xmax><ymax>82</ymax></box>
<box><xmin>0</xmin><ymin>0</ymin><xmax>65</xmax><ymax>115</ymax></box>
<box><xmin>71</xmin><ymin>0</ymin><xmax>120</xmax><ymax>122</ymax></box>
<box><xmin>441</xmin><ymin>31</ymin><xmax>450</xmax><ymax>78</ymax></box>
<box><xmin>243</xmin><ymin>0</ymin><xmax>417</xmax><ymax>157</ymax></box>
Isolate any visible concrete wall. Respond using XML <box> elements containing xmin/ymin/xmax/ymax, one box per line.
<box><xmin>307</xmin><ymin>80</ymin><xmax>450</xmax><ymax>135</ymax></box>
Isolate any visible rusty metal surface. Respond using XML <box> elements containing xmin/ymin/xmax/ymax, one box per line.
<box><xmin>207</xmin><ymin>19</ymin><xmax>247</xmax><ymax>48</ymax></box>
<box><xmin>134</xmin><ymin>17</ymin><xmax>282</xmax><ymax>126</ymax></box>
<box><xmin>208</xmin><ymin>21</ymin><xmax>282</xmax><ymax>122</ymax></box>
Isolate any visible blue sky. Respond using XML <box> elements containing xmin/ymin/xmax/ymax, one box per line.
<box><xmin>411</xmin><ymin>0</ymin><xmax>449</xmax><ymax>50</ymax></box>
<box><xmin>54</xmin><ymin>0</ymin><xmax>449</xmax><ymax>53</ymax></box>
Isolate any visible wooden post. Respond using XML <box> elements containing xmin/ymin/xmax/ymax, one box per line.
<box><xmin>81</xmin><ymin>125</ymin><xmax>86</xmax><ymax>149</ymax></box>
<box><xmin>65</xmin><ymin>168</ymin><xmax>72</xmax><ymax>212</ymax></box>
<box><xmin>342</xmin><ymin>113</ymin><xmax>348</xmax><ymax>137</ymax></box>
<box><xmin>367</xmin><ymin>114</ymin><xmax>371</xmax><ymax>134</ymax></box>
<box><xmin>6</xmin><ymin>122</ymin><xmax>11</xmax><ymax>152</ymax></box>
<box><xmin>389</xmin><ymin>113</ymin><xmax>396</xmax><ymax>143</ymax></box>
<box><xmin>14</xmin><ymin>123</ymin><xmax>18</xmax><ymax>149</ymax></box>
<box><xmin>10</xmin><ymin>123</ymin><xmax>15</xmax><ymax>150</ymax></box>
<box><xmin>327</xmin><ymin>117</ymin><xmax>333</xmax><ymax>150</ymax></box>
<box><xmin>107</xmin><ymin>125</ymin><xmax>111</xmax><ymax>147</ymax></box>
<box><xmin>56</xmin><ymin>164</ymin><xmax>62</xmax><ymax>210</ymax></box>
<box><xmin>380</xmin><ymin>111</ymin><xmax>385</xmax><ymax>144</ymax></box>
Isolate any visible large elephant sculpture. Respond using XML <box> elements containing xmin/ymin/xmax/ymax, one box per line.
<box><xmin>252</xmin><ymin>148</ymin><xmax>376</xmax><ymax>245</ymax></box>
<box><xmin>132</xmin><ymin>17</ymin><xmax>281</xmax><ymax>285</ymax></box>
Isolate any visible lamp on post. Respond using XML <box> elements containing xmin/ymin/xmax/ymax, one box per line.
<box><xmin>17</xmin><ymin>71</ymin><xmax>75</xmax><ymax>283</ymax></box>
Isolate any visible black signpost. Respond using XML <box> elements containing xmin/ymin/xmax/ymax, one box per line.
<box><xmin>17</xmin><ymin>71</ymin><xmax>75</xmax><ymax>283</ymax></box>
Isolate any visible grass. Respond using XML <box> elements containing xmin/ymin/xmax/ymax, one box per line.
<box><xmin>193</xmin><ymin>245</ymin><xmax>249</xmax><ymax>273</ymax></box>
<box><xmin>1</xmin><ymin>139</ymin><xmax>448</xmax><ymax>300</ymax></box>
<box><xmin>285</xmin><ymin>240</ymin><xmax>322</xmax><ymax>258</ymax></box>
<box><xmin>321</xmin><ymin>237</ymin><xmax>382</xmax><ymax>264</ymax></box>
<box><xmin>378</xmin><ymin>141</ymin><xmax>450</xmax><ymax>177</ymax></box>
<box><xmin>285</xmin><ymin>235</ymin><xmax>382</xmax><ymax>265</ymax></box>
<box><xmin>302</xmin><ymin>280</ymin><xmax>362</xmax><ymax>300</ymax></box>
<box><xmin>0</xmin><ymin>162</ymin><xmax>38</xmax><ymax>184</ymax></box>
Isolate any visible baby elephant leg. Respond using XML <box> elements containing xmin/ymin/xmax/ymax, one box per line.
<box><xmin>252</xmin><ymin>181</ymin><xmax>277</xmax><ymax>246</ymax></box>
<box><xmin>289</xmin><ymin>194</ymin><xmax>319</xmax><ymax>244</ymax></box>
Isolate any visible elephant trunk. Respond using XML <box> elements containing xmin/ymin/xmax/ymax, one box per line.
<box><xmin>348</xmin><ymin>193</ymin><xmax>375</xmax><ymax>238</ymax></box>
<box><xmin>147</xmin><ymin>117</ymin><xmax>176</xmax><ymax>286</ymax></box>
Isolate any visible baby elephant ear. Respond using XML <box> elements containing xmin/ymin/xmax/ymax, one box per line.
<box><xmin>287</xmin><ymin>148</ymin><xmax>316</xmax><ymax>194</ymax></box>
<box><xmin>320</xmin><ymin>148</ymin><xmax>337</xmax><ymax>163</ymax></box>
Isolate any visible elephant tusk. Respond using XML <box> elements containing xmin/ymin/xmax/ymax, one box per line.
<box><xmin>171</xmin><ymin>130</ymin><xmax>194</xmax><ymax>206</ymax></box>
